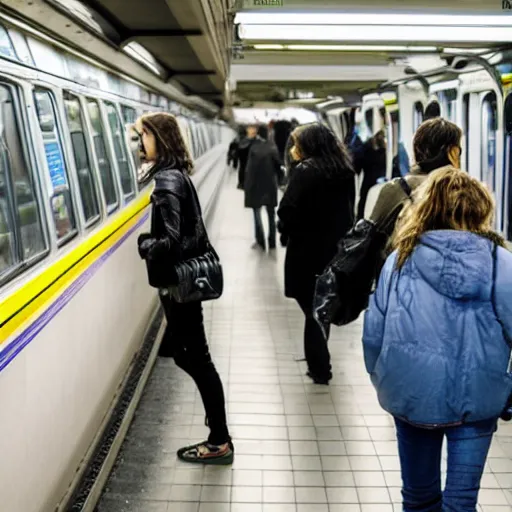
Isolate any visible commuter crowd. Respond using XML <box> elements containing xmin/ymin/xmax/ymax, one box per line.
<box><xmin>133</xmin><ymin>110</ymin><xmax>512</xmax><ymax>512</ymax></box>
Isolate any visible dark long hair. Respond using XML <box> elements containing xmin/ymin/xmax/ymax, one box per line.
<box><xmin>138</xmin><ymin>112</ymin><xmax>194</xmax><ymax>183</ymax></box>
<box><xmin>293</xmin><ymin>123</ymin><xmax>354</xmax><ymax>177</ymax></box>
<box><xmin>413</xmin><ymin>117</ymin><xmax>462</xmax><ymax>173</ymax></box>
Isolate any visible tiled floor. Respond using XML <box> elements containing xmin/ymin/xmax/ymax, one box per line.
<box><xmin>97</xmin><ymin>173</ymin><xmax>512</xmax><ymax>512</ymax></box>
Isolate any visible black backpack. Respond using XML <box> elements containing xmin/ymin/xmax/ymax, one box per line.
<box><xmin>313</xmin><ymin>178</ymin><xmax>412</xmax><ymax>338</ymax></box>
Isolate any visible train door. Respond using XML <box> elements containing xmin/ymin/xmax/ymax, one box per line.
<box><xmin>458</xmin><ymin>71</ymin><xmax>504</xmax><ymax>231</ymax></box>
<box><xmin>427</xmin><ymin>81</ymin><xmax>459</xmax><ymax>123</ymax></box>
<box><xmin>360</xmin><ymin>94</ymin><xmax>394</xmax><ymax>218</ymax></box>
<box><xmin>397</xmin><ymin>81</ymin><xmax>428</xmax><ymax>163</ymax></box>
<box><xmin>503</xmin><ymin>92</ymin><xmax>512</xmax><ymax>240</ymax></box>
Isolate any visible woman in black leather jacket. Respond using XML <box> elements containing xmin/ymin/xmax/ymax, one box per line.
<box><xmin>136</xmin><ymin>112</ymin><xmax>233</xmax><ymax>465</ymax></box>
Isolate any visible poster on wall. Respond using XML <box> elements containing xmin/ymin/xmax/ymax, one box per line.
<box><xmin>44</xmin><ymin>141</ymin><xmax>68</xmax><ymax>191</ymax></box>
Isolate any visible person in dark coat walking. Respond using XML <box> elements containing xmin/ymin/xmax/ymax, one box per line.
<box><xmin>354</xmin><ymin>130</ymin><xmax>387</xmax><ymax>220</ymax></box>
<box><xmin>277</xmin><ymin>123</ymin><xmax>355</xmax><ymax>385</ymax></box>
<box><xmin>245</xmin><ymin>124</ymin><xmax>284</xmax><ymax>250</ymax></box>
<box><xmin>227</xmin><ymin>125</ymin><xmax>246</xmax><ymax>170</ymax></box>
<box><xmin>273</xmin><ymin>120</ymin><xmax>292</xmax><ymax>162</ymax></box>
<box><xmin>237</xmin><ymin>124</ymin><xmax>257</xmax><ymax>189</ymax></box>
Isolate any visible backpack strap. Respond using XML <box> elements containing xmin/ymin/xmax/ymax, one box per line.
<box><xmin>398</xmin><ymin>177</ymin><xmax>412</xmax><ymax>198</ymax></box>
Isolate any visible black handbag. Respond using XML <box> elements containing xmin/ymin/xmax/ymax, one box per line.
<box><xmin>171</xmin><ymin>176</ymin><xmax>223</xmax><ymax>303</ymax></box>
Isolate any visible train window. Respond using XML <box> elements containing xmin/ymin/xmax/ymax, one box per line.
<box><xmin>63</xmin><ymin>93</ymin><xmax>100</xmax><ymax>225</ymax></box>
<box><xmin>86</xmin><ymin>99</ymin><xmax>118</xmax><ymax>211</ymax></box>
<box><xmin>0</xmin><ymin>158</ymin><xmax>16</xmax><ymax>275</ymax></box>
<box><xmin>121</xmin><ymin>105</ymin><xmax>136</xmax><ymax>124</ymax></box>
<box><xmin>437</xmin><ymin>89</ymin><xmax>457</xmax><ymax>123</ymax></box>
<box><xmin>364</xmin><ymin>109</ymin><xmax>373</xmax><ymax>138</ymax></box>
<box><xmin>34</xmin><ymin>89</ymin><xmax>76</xmax><ymax>243</ymax></box>
<box><xmin>0</xmin><ymin>25</ymin><xmax>17</xmax><ymax>60</ymax></box>
<box><xmin>121</xmin><ymin>105</ymin><xmax>141</xmax><ymax>180</ymax></box>
<box><xmin>0</xmin><ymin>85</ymin><xmax>46</xmax><ymax>277</ymax></box>
<box><xmin>7</xmin><ymin>30</ymin><xmax>34</xmax><ymax>66</ymax></box>
<box><xmin>413</xmin><ymin>102</ymin><xmax>424</xmax><ymax>131</ymax></box>
<box><xmin>481</xmin><ymin>91</ymin><xmax>497</xmax><ymax>192</ymax></box>
<box><xmin>105</xmin><ymin>102</ymin><xmax>134</xmax><ymax>198</ymax></box>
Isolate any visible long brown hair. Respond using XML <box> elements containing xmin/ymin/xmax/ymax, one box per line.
<box><xmin>291</xmin><ymin>123</ymin><xmax>354</xmax><ymax>177</ymax></box>
<box><xmin>393</xmin><ymin>166</ymin><xmax>503</xmax><ymax>268</ymax></box>
<box><xmin>138</xmin><ymin>112</ymin><xmax>193</xmax><ymax>182</ymax></box>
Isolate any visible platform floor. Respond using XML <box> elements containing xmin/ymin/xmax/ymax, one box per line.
<box><xmin>98</xmin><ymin>172</ymin><xmax>512</xmax><ymax>512</ymax></box>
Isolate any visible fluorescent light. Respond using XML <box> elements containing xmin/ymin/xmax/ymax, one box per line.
<box><xmin>443</xmin><ymin>47</ymin><xmax>491</xmax><ymax>54</ymax></box>
<box><xmin>286</xmin><ymin>45</ymin><xmax>437</xmax><ymax>52</ymax></box>
<box><xmin>235</xmin><ymin>12</ymin><xmax>512</xmax><ymax>27</ymax></box>
<box><xmin>239</xmin><ymin>24</ymin><xmax>512</xmax><ymax>43</ymax></box>
<box><xmin>253</xmin><ymin>44</ymin><xmax>285</xmax><ymax>49</ymax></box>
<box><xmin>253</xmin><ymin>44</ymin><xmax>438</xmax><ymax>52</ymax></box>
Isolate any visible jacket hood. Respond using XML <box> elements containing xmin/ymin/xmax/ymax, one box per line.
<box><xmin>413</xmin><ymin>231</ymin><xmax>494</xmax><ymax>300</ymax></box>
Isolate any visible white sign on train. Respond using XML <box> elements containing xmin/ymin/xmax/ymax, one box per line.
<box><xmin>246</xmin><ymin>0</ymin><xmax>284</xmax><ymax>6</ymax></box>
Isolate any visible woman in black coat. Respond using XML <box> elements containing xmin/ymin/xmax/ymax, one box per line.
<box><xmin>278</xmin><ymin>123</ymin><xmax>355</xmax><ymax>384</ymax></box>
<box><xmin>136</xmin><ymin>113</ymin><xmax>233</xmax><ymax>465</ymax></box>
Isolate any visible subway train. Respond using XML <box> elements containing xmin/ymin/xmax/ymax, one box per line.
<box><xmin>324</xmin><ymin>52</ymin><xmax>512</xmax><ymax>241</ymax></box>
<box><xmin>0</xmin><ymin>14</ymin><xmax>233</xmax><ymax>512</ymax></box>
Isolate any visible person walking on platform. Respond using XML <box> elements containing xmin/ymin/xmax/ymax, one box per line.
<box><xmin>369</xmin><ymin>117</ymin><xmax>462</xmax><ymax>278</ymax></box>
<box><xmin>363</xmin><ymin>167</ymin><xmax>512</xmax><ymax>512</ymax></box>
<box><xmin>354</xmin><ymin>129</ymin><xmax>387</xmax><ymax>220</ymax></box>
<box><xmin>237</xmin><ymin>124</ymin><xmax>257</xmax><ymax>189</ymax></box>
<box><xmin>227</xmin><ymin>125</ymin><xmax>245</xmax><ymax>171</ymax></box>
<box><xmin>135</xmin><ymin>112</ymin><xmax>233</xmax><ymax>465</ymax></box>
<box><xmin>244</xmin><ymin>124</ymin><xmax>284</xmax><ymax>251</ymax></box>
<box><xmin>277</xmin><ymin>123</ymin><xmax>355</xmax><ymax>385</ymax></box>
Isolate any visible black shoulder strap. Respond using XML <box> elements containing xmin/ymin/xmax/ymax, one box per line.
<box><xmin>183</xmin><ymin>174</ymin><xmax>219</xmax><ymax>259</ymax></box>
<box><xmin>398</xmin><ymin>177</ymin><xmax>412</xmax><ymax>199</ymax></box>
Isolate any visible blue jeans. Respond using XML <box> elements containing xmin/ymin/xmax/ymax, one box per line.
<box><xmin>395</xmin><ymin>418</ymin><xmax>498</xmax><ymax>512</ymax></box>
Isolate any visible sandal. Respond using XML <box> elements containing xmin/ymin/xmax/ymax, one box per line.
<box><xmin>177</xmin><ymin>441</ymin><xmax>234</xmax><ymax>465</ymax></box>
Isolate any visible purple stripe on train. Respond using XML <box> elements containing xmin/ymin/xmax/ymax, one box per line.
<box><xmin>0</xmin><ymin>212</ymin><xmax>150</xmax><ymax>374</ymax></box>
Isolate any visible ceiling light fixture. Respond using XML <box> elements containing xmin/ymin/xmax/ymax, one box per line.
<box><xmin>239</xmin><ymin>24</ymin><xmax>512</xmax><ymax>43</ymax></box>
<box><xmin>253</xmin><ymin>44</ymin><xmax>285</xmax><ymax>50</ymax></box>
<box><xmin>235</xmin><ymin>12</ymin><xmax>512</xmax><ymax>27</ymax></box>
<box><xmin>285</xmin><ymin>44</ymin><xmax>438</xmax><ymax>52</ymax></box>
<box><xmin>443</xmin><ymin>47</ymin><xmax>491</xmax><ymax>54</ymax></box>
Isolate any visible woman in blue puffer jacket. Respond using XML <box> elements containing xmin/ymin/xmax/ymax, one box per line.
<box><xmin>363</xmin><ymin>166</ymin><xmax>512</xmax><ymax>512</ymax></box>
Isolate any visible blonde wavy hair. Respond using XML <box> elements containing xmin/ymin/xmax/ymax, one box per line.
<box><xmin>393</xmin><ymin>166</ymin><xmax>499</xmax><ymax>268</ymax></box>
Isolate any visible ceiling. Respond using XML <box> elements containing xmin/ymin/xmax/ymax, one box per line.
<box><xmin>230</xmin><ymin>0</ymin><xmax>512</xmax><ymax>110</ymax></box>
<box><xmin>1</xmin><ymin>0</ymin><xmax>510</xmax><ymax>116</ymax></box>
<box><xmin>63</xmin><ymin>0</ymin><xmax>233</xmax><ymax>106</ymax></box>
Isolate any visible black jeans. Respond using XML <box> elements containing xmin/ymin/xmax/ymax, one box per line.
<box><xmin>253</xmin><ymin>206</ymin><xmax>276</xmax><ymax>248</ymax></box>
<box><xmin>159</xmin><ymin>290</ymin><xmax>230</xmax><ymax>445</ymax></box>
<box><xmin>296</xmin><ymin>291</ymin><xmax>332</xmax><ymax>380</ymax></box>
<box><xmin>238</xmin><ymin>165</ymin><xmax>245</xmax><ymax>188</ymax></box>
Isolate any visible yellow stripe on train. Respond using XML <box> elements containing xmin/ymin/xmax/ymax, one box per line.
<box><xmin>0</xmin><ymin>191</ymin><xmax>152</xmax><ymax>343</ymax></box>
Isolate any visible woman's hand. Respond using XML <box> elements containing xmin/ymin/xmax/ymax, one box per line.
<box><xmin>137</xmin><ymin>233</ymin><xmax>154</xmax><ymax>259</ymax></box>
